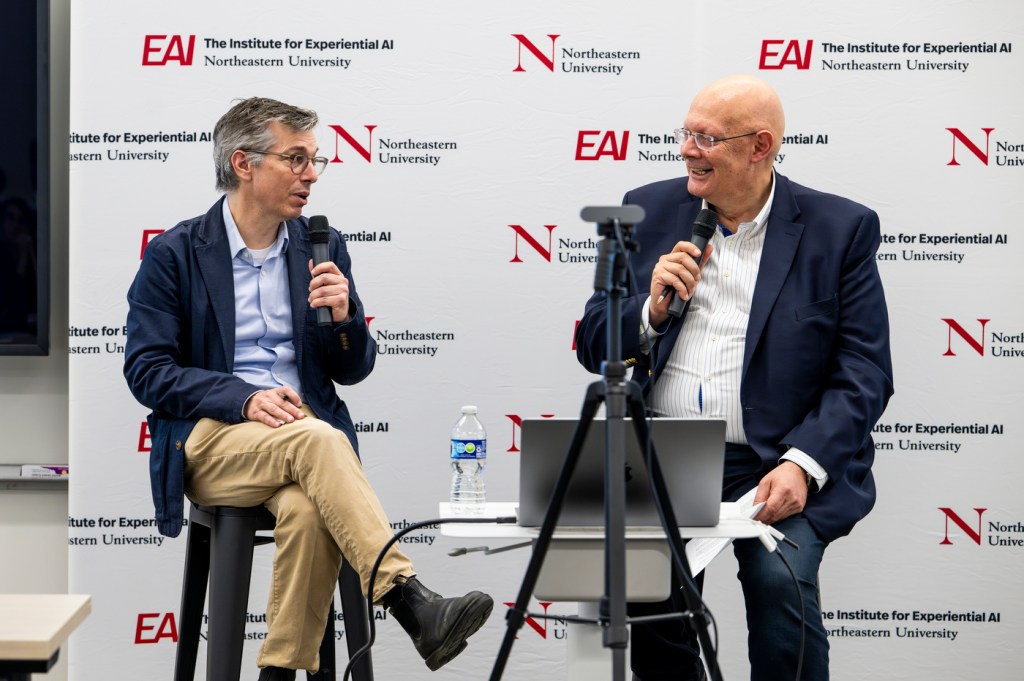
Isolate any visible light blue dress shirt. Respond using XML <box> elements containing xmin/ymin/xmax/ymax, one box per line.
<box><xmin>222</xmin><ymin>199</ymin><xmax>304</xmax><ymax>403</ymax></box>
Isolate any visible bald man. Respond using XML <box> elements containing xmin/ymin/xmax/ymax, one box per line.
<box><xmin>575</xmin><ymin>76</ymin><xmax>893</xmax><ymax>680</ymax></box>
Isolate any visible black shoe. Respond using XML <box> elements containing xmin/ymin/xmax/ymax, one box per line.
<box><xmin>257</xmin><ymin>667</ymin><xmax>295</xmax><ymax>681</ymax></box>
<box><xmin>385</xmin><ymin>577</ymin><xmax>494</xmax><ymax>671</ymax></box>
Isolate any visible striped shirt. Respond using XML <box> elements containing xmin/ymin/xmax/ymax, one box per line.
<box><xmin>641</xmin><ymin>173</ymin><xmax>827</xmax><ymax>488</ymax></box>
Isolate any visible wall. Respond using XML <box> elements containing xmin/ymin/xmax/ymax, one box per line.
<box><xmin>0</xmin><ymin>1</ymin><xmax>71</xmax><ymax>679</ymax></box>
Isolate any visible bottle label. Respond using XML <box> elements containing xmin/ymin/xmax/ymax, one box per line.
<box><xmin>451</xmin><ymin>439</ymin><xmax>487</xmax><ymax>460</ymax></box>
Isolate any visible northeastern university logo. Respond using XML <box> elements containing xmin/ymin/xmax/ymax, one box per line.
<box><xmin>945</xmin><ymin>127</ymin><xmax>1024</xmax><ymax>167</ymax></box>
<box><xmin>511</xmin><ymin>33</ymin><xmax>640</xmax><ymax>76</ymax></box>
<box><xmin>938</xmin><ymin>507</ymin><xmax>1024</xmax><ymax>548</ymax></box>
<box><xmin>941</xmin><ymin>318</ymin><xmax>1024</xmax><ymax>359</ymax></box>
<box><xmin>326</xmin><ymin>124</ymin><xmax>457</xmax><ymax>167</ymax></box>
<box><xmin>507</xmin><ymin>224</ymin><xmax>599</xmax><ymax>265</ymax></box>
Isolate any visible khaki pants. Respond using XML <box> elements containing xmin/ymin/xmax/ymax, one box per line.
<box><xmin>184</xmin><ymin>405</ymin><xmax>414</xmax><ymax>672</ymax></box>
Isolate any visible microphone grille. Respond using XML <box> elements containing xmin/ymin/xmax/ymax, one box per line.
<box><xmin>308</xmin><ymin>215</ymin><xmax>330</xmax><ymax>243</ymax></box>
<box><xmin>692</xmin><ymin>208</ymin><xmax>719</xmax><ymax>238</ymax></box>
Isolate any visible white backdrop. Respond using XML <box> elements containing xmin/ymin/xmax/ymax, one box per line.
<box><xmin>67</xmin><ymin>1</ymin><xmax>1024</xmax><ymax>679</ymax></box>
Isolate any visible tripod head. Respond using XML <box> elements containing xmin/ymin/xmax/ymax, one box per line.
<box><xmin>582</xmin><ymin>205</ymin><xmax>645</xmax><ymax>295</ymax></box>
<box><xmin>581</xmin><ymin>205</ymin><xmax>646</xmax><ymax>375</ymax></box>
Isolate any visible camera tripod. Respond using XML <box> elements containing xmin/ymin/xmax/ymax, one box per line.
<box><xmin>489</xmin><ymin>206</ymin><xmax>722</xmax><ymax>681</ymax></box>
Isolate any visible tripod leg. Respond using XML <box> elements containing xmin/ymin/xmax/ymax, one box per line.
<box><xmin>625</xmin><ymin>389</ymin><xmax>724</xmax><ymax>681</ymax></box>
<box><xmin>489</xmin><ymin>381</ymin><xmax>606</xmax><ymax>681</ymax></box>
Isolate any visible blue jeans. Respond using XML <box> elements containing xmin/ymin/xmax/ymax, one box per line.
<box><xmin>630</xmin><ymin>446</ymin><xmax>830</xmax><ymax>681</ymax></box>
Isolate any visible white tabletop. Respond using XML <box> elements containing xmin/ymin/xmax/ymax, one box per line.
<box><xmin>0</xmin><ymin>594</ymin><xmax>92</xmax><ymax>662</ymax></box>
<box><xmin>438</xmin><ymin>502</ymin><xmax>762</xmax><ymax>540</ymax></box>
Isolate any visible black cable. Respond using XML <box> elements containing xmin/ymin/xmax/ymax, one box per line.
<box><xmin>772</xmin><ymin>542</ymin><xmax>806</xmax><ymax>681</ymax></box>
<box><xmin>342</xmin><ymin>515</ymin><xmax>517</xmax><ymax>681</ymax></box>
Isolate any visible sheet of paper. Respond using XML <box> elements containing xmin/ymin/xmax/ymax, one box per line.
<box><xmin>684</xmin><ymin>489</ymin><xmax>764</xmax><ymax>576</ymax></box>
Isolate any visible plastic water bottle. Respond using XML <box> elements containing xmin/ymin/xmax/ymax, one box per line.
<box><xmin>450</xmin><ymin>405</ymin><xmax>486</xmax><ymax>515</ymax></box>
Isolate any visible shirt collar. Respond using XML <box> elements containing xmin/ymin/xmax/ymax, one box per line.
<box><xmin>702</xmin><ymin>170</ymin><xmax>776</xmax><ymax>237</ymax></box>
<box><xmin>222</xmin><ymin>197</ymin><xmax>289</xmax><ymax>262</ymax></box>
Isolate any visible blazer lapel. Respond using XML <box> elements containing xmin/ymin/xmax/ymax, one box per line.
<box><xmin>285</xmin><ymin>219</ymin><xmax>313</xmax><ymax>373</ymax></box>
<box><xmin>743</xmin><ymin>176</ymin><xmax>804</xmax><ymax>373</ymax></box>
<box><xmin>194</xmin><ymin>198</ymin><xmax>237</xmax><ymax>371</ymax></box>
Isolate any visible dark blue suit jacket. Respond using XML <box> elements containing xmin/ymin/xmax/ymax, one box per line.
<box><xmin>124</xmin><ymin>198</ymin><xmax>376</xmax><ymax>537</ymax></box>
<box><xmin>575</xmin><ymin>173</ymin><xmax>894</xmax><ymax>541</ymax></box>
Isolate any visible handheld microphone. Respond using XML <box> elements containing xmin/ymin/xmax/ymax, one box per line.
<box><xmin>662</xmin><ymin>208</ymin><xmax>719</xmax><ymax>319</ymax></box>
<box><xmin>307</xmin><ymin>215</ymin><xmax>333</xmax><ymax>327</ymax></box>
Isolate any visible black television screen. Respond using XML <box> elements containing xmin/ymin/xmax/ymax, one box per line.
<box><xmin>0</xmin><ymin>0</ymin><xmax>49</xmax><ymax>355</ymax></box>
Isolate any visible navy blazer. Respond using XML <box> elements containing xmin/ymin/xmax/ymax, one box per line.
<box><xmin>124</xmin><ymin>198</ymin><xmax>376</xmax><ymax>537</ymax></box>
<box><xmin>575</xmin><ymin>173</ymin><xmax>894</xmax><ymax>541</ymax></box>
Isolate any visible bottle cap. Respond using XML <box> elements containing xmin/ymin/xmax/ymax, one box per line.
<box><xmin>461</xmin><ymin>405</ymin><xmax>478</xmax><ymax>414</ymax></box>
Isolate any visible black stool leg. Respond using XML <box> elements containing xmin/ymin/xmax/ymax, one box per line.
<box><xmin>339</xmin><ymin>558</ymin><xmax>374</xmax><ymax>681</ymax></box>
<box><xmin>207</xmin><ymin>513</ymin><xmax>259</xmax><ymax>681</ymax></box>
<box><xmin>307</xmin><ymin>601</ymin><xmax>337</xmax><ymax>681</ymax></box>
<box><xmin>174</xmin><ymin>520</ymin><xmax>210</xmax><ymax>681</ymax></box>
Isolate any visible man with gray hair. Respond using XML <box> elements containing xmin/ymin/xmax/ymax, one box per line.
<box><xmin>125</xmin><ymin>97</ymin><xmax>493</xmax><ymax>680</ymax></box>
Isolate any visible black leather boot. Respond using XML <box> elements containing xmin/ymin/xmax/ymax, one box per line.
<box><xmin>384</xmin><ymin>577</ymin><xmax>494</xmax><ymax>670</ymax></box>
<box><xmin>257</xmin><ymin>667</ymin><xmax>295</xmax><ymax>681</ymax></box>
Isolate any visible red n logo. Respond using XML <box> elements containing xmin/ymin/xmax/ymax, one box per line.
<box><xmin>946</xmin><ymin>128</ymin><xmax>995</xmax><ymax>166</ymax></box>
<box><xmin>508</xmin><ymin>224</ymin><xmax>557</xmax><ymax>262</ymax></box>
<box><xmin>505</xmin><ymin>413</ymin><xmax>556</xmax><ymax>453</ymax></box>
<box><xmin>938</xmin><ymin>507</ymin><xmax>987</xmax><ymax>545</ymax></box>
<box><xmin>512</xmin><ymin>34</ymin><xmax>560</xmax><ymax>72</ymax></box>
<box><xmin>502</xmin><ymin>601</ymin><xmax>553</xmax><ymax>638</ymax></box>
<box><xmin>941</xmin><ymin>318</ymin><xmax>989</xmax><ymax>356</ymax></box>
<box><xmin>329</xmin><ymin>125</ymin><xmax>377</xmax><ymax>163</ymax></box>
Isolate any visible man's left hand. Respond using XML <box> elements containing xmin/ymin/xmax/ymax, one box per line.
<box><xmin>752</xmin><ymin>461</ymin><xmax>808</xmax><ymax>526</ymax></box>
<box><xmin>308</xmin><ymin>260</ymin><xmax>352</xmax><ymax>324</ymax></box>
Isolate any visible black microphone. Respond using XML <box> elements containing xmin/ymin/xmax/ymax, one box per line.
<box><xmin>307</xmin><ymin>215</ymin><xmax>333</xmax><ymax>327</ymax></box>
<box><xmin>662</xmin><ymin>208</ymin><xmax>719</xmax><ymax>319</ymax></box>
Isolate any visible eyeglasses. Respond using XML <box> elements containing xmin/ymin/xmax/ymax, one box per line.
<box><xmin>673</xmin><ymin>128</ymin><xmax>757</xmax><ymax>151</ymax></box>
<box><xmin>243</xmin><ymin>149</ymin><xmax>329</xmax><ymax>175</ymax></box>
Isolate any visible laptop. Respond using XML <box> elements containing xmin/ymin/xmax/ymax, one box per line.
<box><xmin>517</xmin><ymin>417</ymin><xmax>726</xmax><ymax>528</ymax></box>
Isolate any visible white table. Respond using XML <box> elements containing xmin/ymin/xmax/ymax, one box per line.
<box><xmin>0</xmin><ymin>594</ymin><xmax>91</xmax><ymax>681</ymax></box>
<box><xmin>440</xmin><ymin>502</ymin><xmax>761</xmax><ymax>680</ymax></box>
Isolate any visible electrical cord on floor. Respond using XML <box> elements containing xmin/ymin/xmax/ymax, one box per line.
<box><xmin>342</xmin><ymin>515</ymin><xmax>517</xmax><ymax>681</ymax></box>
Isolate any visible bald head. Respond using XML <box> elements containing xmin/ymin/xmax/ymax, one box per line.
<box><xmin>692</xmin><ymin>75</ymin><xmax>785</xmax><ymax>157</ymax></box>
<box><xmin>680</xmin><ymin>76</ymin><xmax>785</xmax><ymax>225</ymax></box>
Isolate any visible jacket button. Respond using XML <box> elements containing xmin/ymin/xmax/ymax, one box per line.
<box><xmin>175</xmin><ymin>440</ymin><xmax>182</xmax><ymax>450</ymax></box>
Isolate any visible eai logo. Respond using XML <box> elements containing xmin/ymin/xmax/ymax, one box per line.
<box><xmin>512</xmin><ymin>34</ymin><xmax>560</xmax><ymax>72</ymax></box>
<box><xmin>140</xmin><ymin>229</ymin><xmax>165</xmax><ymax>259</ymax></box>
<box><xmin>508</xmin><ymin>224</ymin><xmax>557</xmax><ymax>263</ymax></box>
<box><xmin>938</xmin><ymin>507</ymin><xmax>987</xmax><ymax>546</ymax></box>
<box><xmin>504</xmin><ymin>413</ymin><xmax>556</xmax><ymax>453</ymax></box>
<box><xmin>138</xmin><ymin>421</ymin><xmax>151</xmax><ymax>453</ymax></box>
<box><xmin>328</xmin><ymin>124</ymin><xmax>377</xmax><ymax>164</ymax></box>
<box><xmin>135</xmin><ymin>612</ymin><xmax>178</xmax><ymax>643</ymax></box>
<box><xmin>946</xmin><ymin>127</ymin><xmax>995</xmax><ymax>166</ymax></box>
<box><xmin>142</xmin><ymin>35</ymin><xmax>196</xmax><ymax>66</ymax></box>
<box><xmin>941</xmin><ymin>318</ymin><xmax>990</xmax><ymax>357</ymax></box>
<box><xmin>502</xmin><ymin>600</ymin><xmax>567</xmax><ymax>639</ymax></box>
<box><xmin>758</xmin><ymin>40</ymin><xmax>813</xmax><ymax>70</ymax></box>
<box><xmin>575</xmin><ymin>131</ymin><xmax>630</xmax><ymax>161</ymax></box>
